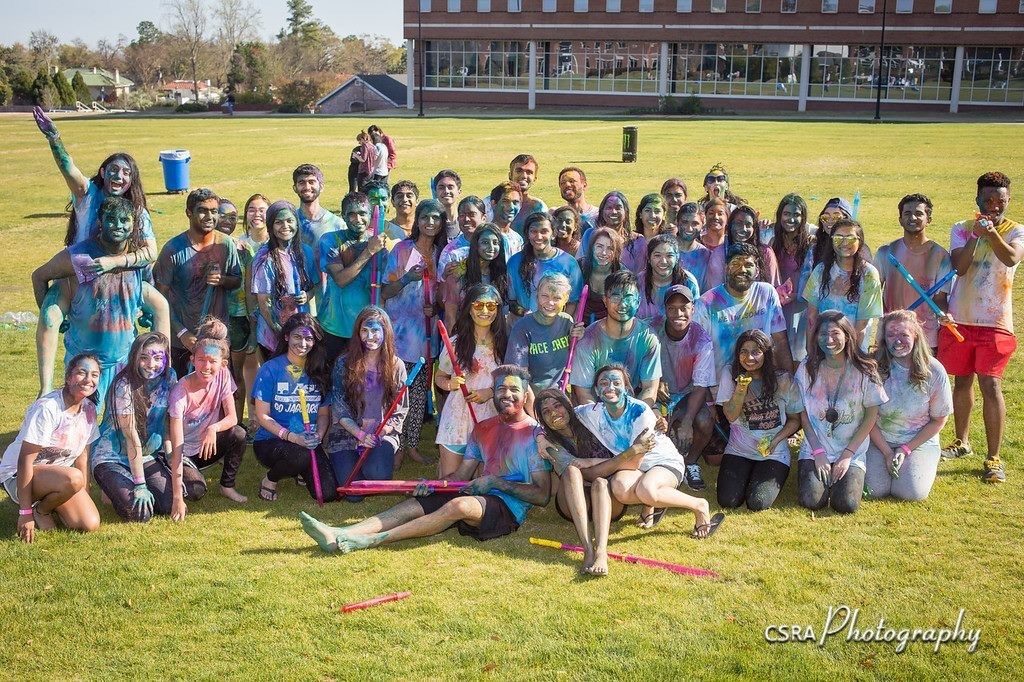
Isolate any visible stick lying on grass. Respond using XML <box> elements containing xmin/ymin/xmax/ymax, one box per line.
<box><xmin>336</xmin><ymin>479</ymin><xmax>470</xmax><ymax>496</ymax></box>
<box><xmin>341</xmin><ymin>591</ymin><xmax>411</xmax><ymax>613</ymax></box>
<box><xmin>529</xmin><ymin>537</ymin><xmax>719</xmax><ymax>578</ymax></box>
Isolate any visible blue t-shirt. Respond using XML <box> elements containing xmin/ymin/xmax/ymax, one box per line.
<box><xmin>251</xmin><ymin>243</ymin><xmax>318</xmax><ymax>350</ymax></box>
<box><xmin>251</xmin><ymin>355</ymin><xmax>327</xmax><ymax>441</ymax></box>
<box><xmin>465</xmin><ymin>415</ymin><xmax>550</xmax><ymax>524</ymax></box>
<box><xmin>505</xmin><ymin>313</ymin><xmax>574</xmax><ymax>392</ymax></box>
<box><xmin>507</xmin><ymin>249</ymin><xmax>584</xmax><ymax>314</ymax></box>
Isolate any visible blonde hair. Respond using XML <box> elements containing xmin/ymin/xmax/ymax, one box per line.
<box><xmin>874</xmin><ymin>310</ymin><xmax>932</xmax><ymax>389</ymax></box>
<box><xmin>194</xmin><ymin>316</ymin><xmax>229</xmax><ymax>360</ymax></box>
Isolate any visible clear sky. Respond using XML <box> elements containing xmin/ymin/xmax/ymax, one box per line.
<box><xmin>0</xmin><ymin>0</ymin><xmax>405</xmax><ymax>48</ymax></box>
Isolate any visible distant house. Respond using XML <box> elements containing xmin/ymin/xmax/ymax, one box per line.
<box><xmin>63</xmin><ymin>67</ymin><xmax>134</xmax><ymax>102</ymax></box>
<box><xmin>317</xmin><ymin>74</ymin><xmax>407</xmax><ymax>114</ymax></box>
<box><xmin>159</xmin><ymin>79</ymin><xmax>222</xmax><ymax>105</ymax></box>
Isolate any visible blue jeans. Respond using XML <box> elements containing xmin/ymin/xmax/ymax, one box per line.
<box><xmin>331</xmin><ymin>441</ymin><xmax>398</xmax><ymax>500</ymax></box>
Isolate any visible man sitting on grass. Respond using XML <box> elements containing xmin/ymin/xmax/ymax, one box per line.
<box><xmin>300</xmin><ymin>365</ymin><xmax>551</xmax><ymax>553</ymax></box>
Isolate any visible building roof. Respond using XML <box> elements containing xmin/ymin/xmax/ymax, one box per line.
<box><xmin>63</xmin><ymin>67</ymin><xmax>134</xmax><ymax>88</ymax></box>
<box><xmin>160</xmin><ymin>79</ymin><xmax>213</xmax><ymax>92</ymax></box>
<box><xmin>316</xmin><ymin>74</ymin><xmax>407</xmax><ymax>107</ymax></box>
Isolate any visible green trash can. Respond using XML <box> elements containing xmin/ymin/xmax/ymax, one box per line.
<box><xmin>622</xmin><ymin>126</ymin><xmax>638</xmax><ymax>163</ymax></box>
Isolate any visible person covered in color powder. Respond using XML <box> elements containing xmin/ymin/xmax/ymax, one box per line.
<box><xmin>577</xmin><ymin>226</ymin><xmax>624</xmax><ymax>324</ymax></box>
<box><xmin>575</xmin><ymin>364</ymin><xmax>725</xmax><ymax>535</ymax></box>
<box><xmin>433</xmin><ymin>169</ymin><xmax>463</xmax><ymax>240</ymax></box>
<box><xmin>697</xmin><ymin>163</ymin><xmax>746</xmax><ymax>211</ymax></box>
<box><xmin>557</xmin><ymin>166</ymin><xmax>598</xmax><ymax>233</ymax></box>
<box><xmin>292</xmin><ymin>163</ymin><xmax>343</xmax><ymax>257</ymax></box>
<box><xmin>717</xmin><ymin>330</ymin><xmax>805</xmax><ymax>512</ymax></box>
<box><xmin>1</xmin><ymin>353</ymin><xmax>102</xmax><ymax>543</ymax></box>
<box><xmin>768</xmin><ymin>194</ymin><xmax>814</xmax><ymax>363</ymax></box>
<box><xmin>661</xmin><ymin>177</ymin><xmax>689</xmax><ymax>230</ymax></box>
<box><xmin>579</xmin><ymin>191</ymin><xmax>639</xmax><ymax>271</ymax></box>
<box><xmin>32</xmin><ymin>107</ymin><xmax>158</xmax><ymax>397</ymax></box>
<box><xmin>701</xmin><ymin>198</ymin><xmax>731</xmax><ymax>290</ymax></box>
<box><xmin>874</xmin><ymin>193</ymin><xmax>953</xmax><ymax>354</ymax></box>
<box><xmin>654</xmin><ymin>285</ymin><xmax>717</xmax><ymax>491</ymax></box>
<box><xmin>435</xmin><ymin>284</ymin><xmax>505</xmax><ymax>476</ymax></box>
<box><xmin>438</xmin><ymin>195</ymin><xmax>488</xmax><ymax>287</ymax></box>
<box><xmin>251</xmin><ymin>313</ymin><xmax>337</xmax><ymax>503</ymax></box>
<box><xmin>797</xmin><ymin>311</ymin><xmax>886</xmax><ymax>514</ymax></box>
<box><xmin>443</xmin><ymin>223</ymin><xmax>511</xmax><ymax>332</ymax></box>
<box><xmin>91</xmin><ymin>333</ymin><xmax>177</xmax><ymax>522</ymax></box>
<box><xmin>506</xmin><ymin>154</ymin><xmax>547</xmax><ymax>237</ymax></box>
<box><xmin>534</xmin><ymin>388</ymin><xmax>645</xmax><ymax>576</ymax></box>
<box><xmin>167</xmin><ymin>318</ymin><xmax>248</xmax><ymax>516</ymax></box>
<box><xmin>251</xmin><ymin>200</ymin><xmax>318</xmax><ymax>360</ymax></box>
<box><xmin>627</xmin><ymin>193</ymin><xmax>669</xmax><ymax>272</ymax></box>
<box><xmin>32</xmin><ymin>196</ymin><xmax>171</xmax><ymax>405</ymax></box>
<box><xmin>325</xmin><ymin>307</ymin><xmax>410</xmax><ymax>490</ymax></box>
<box><xmin>505</xmin><ymin>273</ymin><xmax>585</xmax><ymax>396</ymax></box>
<box><xmin>866</xmin><ymin>311</ymin><xmax>952</xmax><ymax>501</ymax></box>
<box><xmin>551</xmin><ymin>205</ymin><xmax>582</xmax><ymax>256</ymax></box>
<box><xmin>490</xmin><ymin>182</ymin><xmax>525</xmax><ymax>258</ymax></box>
<box><xmin>299</xmin><ymin>365</ymin><xmax>552</xmax><ymax>554</ymax></box>
<box><xmin>636</xmin><ymin>234</ymin><xmax>700</xmax><ymax>323</ymax></box>
<box><xmin>570</xmin><ymin>270</ymin><xmax>662</xmax><ymax>407</ymax></box>
<box><xmin>382</xmin><ymin>199</ymin><xmax>448</xmax><ymax>465</ymax></box>
<box><xmin>726</xmin><ymin>205</ymin><xmax>780</xmax><ymax>287</ymax></box>
<box><xmin>154</xmin><ymin>188</ymin><xmax>242</xmax><ymax>377</ymax></box>
<box><xmin>803</xmin><ymin>219</ymin><xmax>883</xmax><ymax>354</ymax></box>
<box><xmin>216</xmin><ymin>198</ymin><xmax>238</xmax><ymax>235</ymax></box>
<box><xmin>508</xmin><ymin>211</ymin><xmax>583</xmax><ymax>319</ymax></box>
<box><xmin>672</xmin><ymin>202</ymin><xmax>711</xmax><ymax>293</ymax></box>
<box><xmin>938</xmin><ymin>171</ymin><xmax>1022</xmax><ymax>483</ymax></box>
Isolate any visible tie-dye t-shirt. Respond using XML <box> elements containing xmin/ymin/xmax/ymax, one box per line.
<box><xmin>464</xmin><ymin>415</ymin><xmax>551</xmax><ymax>524</ymax></box>
<box><xmin>325</xmin><ymin>359</ymin><xmax>409</xmax><ymax>455</ymax></box>
<box><xmin>505</xmin><ymin>313</ymin><xmax>575</xmax><ymax>392</ymax></box>
<box><xmin>437</xmin><ymin>234</ymin><xmax>470</xmax><ymax>284</ymax></box>
<box><xmin>0</xmin><ymin>390</ymin><xmax>99</xmax><ymax>482</ymax></box>
<box><xmin>796</xmin><ymin>360</ymin><xmax>888</xmax><ymax>471</ymax></box>
<box><xmin>803</xmin><ymin>262</ymin><xmax>884</xmax><ymax>325</ymax></box>
<box><xmin>297</xmin><ymin>206</ymin><xmax>343</xmax><ymax>260</ymax></box>
<box><xmin>717</xmin><ymin>366</ymin><xmax>804</xmax><ymax>465</ymax></box>
<box><xmin>167</xmin><ymin>367</ymin><xmax>237</xmax><ymax>458</ymax></box>
<box><xmin>704</xmin><ymin>244</ymin><xmax>727</xmax><ymax>291</ymax></box>
<box><xmin>510</xmin><ymin>197</ymin><xmax>548</xmax><ymax>237</ymax></box>
<box><xmin>228</xmin><ymin>234</ymin><xmax>263</xmax><ymax>318</ymax></box>
<box><xmin>874</xmin><ymin>239</ymin><xmax>953</xmax><ymax>348</ymax></box>
<box><xmin>635</xmin><ymin>270</ymin><xmax>700</xmax><ymax>322</ymax></box>
<box><xmin>693</xmin><ymin>282</ymin><xmax>786</xmax><ymax>372</ymax></box>
<box><xmin>947</xmin><ymin>217</ymin><xmax>1024</xmax><ymax>333</ymax></box>
<box><xmin>73</xmin><ymin>182</ymin><xmax>154</xmax><ymax>245</ymax></box>
<box><xmin>251</xmin><ymin>244</ymin><xmax>318</xmax><ymax>350</ymax></box>
<box><xmin>154</xmin><ymin>231</ymin><xmax>242</xmax><ymax>349</ymax></box>
<box><xmin>678</xmin><ymin>243</ymin><xmax>711</xmax><ymax>293</ymax></box>
<box><xmin>383</xmin><ymin>239</ymin><xmax>438</xmax><ymax>364</ymax></box>
<box><xmin>317</xmin><ymin>229</ymin><xmax>386</xmax><ymax>339</ymax></box>
<box><xmin>876</xmin><ymin>357</ymin><xmax>952</xmax><ymax>447</ymax></box>
<box><xmin>436</xmin><ymin>339</ymin><xmax>500</xmax><ymax>447</ymax></box>
<box><xmin>251</xmin><ymin>355</ymin><xmax>327</xmax><ymax>441</ymax></box>
<box><xmin>654</xmin><ymin>321</ymin><xmax>716</xmax><ymax>402</ymax></box>
<box><xmin>91</xmin><ymin>372</ymin><xmax>177</xmax><ymax>470</ymax></box>
<box><xmin>501</xmin><ymin>229</ymin><xmax>525</xmax><ymax>260</ymax></box>
<box><xmin>507</xmin><ymin>249</ymin><xmax>584</xmax><ymax>313</ymax></box>
<box><xmin>579</xmin><ymin>206</ymin><xmax>599</xmax><ymax>233</ymax></box>
<box><xmin>569</xmin><ymin>320</ymin><xmax>662</xmax><ymax>394</ymax></box>
<box><xmin>574</xmin><ymin>398</ymin><xmax>685</xmax><ymax>475</ymax></box>
<box><xmin>620</xmin><ymin>235</ymin><xmax>647</xmax><ymax>274</ymax></box>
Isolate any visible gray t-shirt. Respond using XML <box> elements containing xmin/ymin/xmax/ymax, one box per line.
<box><xmin>505</xmin><ymin>313</ymin><xmax>575</xmax><ymax>392</ymax></box>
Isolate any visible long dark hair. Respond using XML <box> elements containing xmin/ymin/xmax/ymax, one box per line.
<box><xmin>65</xmin><ymin>152</ymin><xmax>148</xmax><ymax>247</ymax></box>
<box><xmin>465</xmin><ymin>223</ymin><xmax>510</xmax><ymax>301</ymax></box>
<box><xmin>634</xmin><ymin>193</ymin><xmax>665</xmax><ymax>235</ymax></box>
<box><xmin>806</xmin><ymin>311</ymin><xmax>880</xmax><ymax>388</ymax></box>
<box><xmin>726</xmin><ymin>205</ymin><xmax>768</xmax><ymax>282</ymax></box>
<box><xmin>452</xmin><ymin>284</ymin><xmax>508</xmax><ymax>372</ymax></box>
<box><xmin>63</xmin><ymin>352</ymin><xmax>103</xmax><ymax>405</ymax></box>
<box><xmin>771</xmin><ymin>193</ymin><xmax>811</xmax><ymax>269</ymax></box>
<box><xmin>730</xmin><ymin>329</ymin><xmax>779</xmax><ymax>402</ymax></box>
<box><xmin>342</xmin><ymin>306</ymin><xmax>402</xmax><ymax>419</ymax></box>
<box><xmin>597</xmin><ymin>191</ymin><xmax>631</xmax><ymax>237</ymax></box>
<box><xmin>517</xmin><ymin>211</ymin><xmax>553</xmax><ymax>296</ymax></box>
<box><xmin>643</xmin><ymin>234</ymin><xmax>687</xmax><ymax>305</ymax></box>
<box><xmin>551</xmin><ymin>205</ymin><xmax>581</xmax><ymax>254</ymax></box>
<box><xmin>535</xmin><ymin>388</ymin><xmax>614</xmax><ymax>459</ymax></box>
<box><xmin>271</xmin><ymin>313</ymin><xmax>331</xmax><ymax>395</ymax></box>
<box><xmin>579</xmin><ymin>226</ymin><xmax>623</xmax><ymax>283</ymax></box>
<box><xmin>409</xmin><ymin>198</ymin><xmax>449</xmax><ymax>257</ymax></box>
<box><xmin>106</xmin><ymin>332</ymin><xmax>173</xmax><ymax>450</ymax></box>
<box><xmin>818</xmin><ymin>219</ymin><xmax>868</xmax><ymax>304</ymax></box>
<box><xmin>260</xmin><ymin>200</ymin><xmax>312</xmax><ymax>302</ymax></box>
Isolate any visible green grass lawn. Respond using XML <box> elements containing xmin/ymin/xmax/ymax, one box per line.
<box><xmin>1</xmin><ymin>115</ymin><xmax>1023</xmax><ymax>679</ymax></box>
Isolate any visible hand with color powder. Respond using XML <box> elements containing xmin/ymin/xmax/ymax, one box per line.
<box><xmin>757</xmin><ymin>435</ymin><xmax>773</xmax><ymax>458</ymax></box>
<box><xmin>33</xmin><ymin>106</ymin><xmax>59</xmax><ymax>139</ymax></box>
<box><xmin>132</xmin><ymin>483</ymin><xmax>155</xmax><ymax>518</ymax></box>
<box><xmin>736</xmin><ymin>374</ymin><xmax>753</xmax><ymax>392</ymax></box>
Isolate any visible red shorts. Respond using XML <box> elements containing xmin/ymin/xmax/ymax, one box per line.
<box><xmin>938</xmin><ymin>324</ymin><xmax>1017</xmax><ymax>378</ymax></box>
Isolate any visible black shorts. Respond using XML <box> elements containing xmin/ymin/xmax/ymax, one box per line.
<box><xmin>228</xmin><ymin>315</ymin><xmax>253</xmax><ymax>353</ymax></box>
<box><xmin>415</xmin><ymin>492</ymin><xmax>519</xmax><ymax>541</ymax></box>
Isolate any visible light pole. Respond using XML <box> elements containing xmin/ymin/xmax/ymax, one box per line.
<box><xmin>418</xmin><ymin>2</ymin><xmax>425</xmax><ymax>117</ymax></box>
<box><xmin>874</xmin><ymin>0</ymin><xmax>889</xmax><ymax>121</ymax></box>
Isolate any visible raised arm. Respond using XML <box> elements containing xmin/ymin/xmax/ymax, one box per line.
<box><xmin>34</xmin><ymin>107</ymin><xmax>90</xmax><ymax>199</ymax></box>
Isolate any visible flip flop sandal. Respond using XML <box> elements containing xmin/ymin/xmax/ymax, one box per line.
<box><xmin>636</xmin><ymin>508</ymin><xmax>667</xmax><ymax>529</ymax></box>
<box><xmin>692</xmin><ymin>511</ymin><xmax>725</xmax><ymax>539</ymax></box>
<box><xmin>259</xmin><ymin>480</ymin><xmax>279</xmax><ymax>502</ymax></box>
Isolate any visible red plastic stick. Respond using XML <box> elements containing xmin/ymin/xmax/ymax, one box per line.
<box><xmin>558</xmin><ymin>284</ymin><xmax>589</xmax><ymax>391</ymax></box>
<box><xmin>341</xmin><ymin>591</ymin><xmax>411</xmax><ymax>613</ymax></box>
<box><xmin>436</xmin><ymin>319</ymin><xmax>479</xmax><ymax>425</ymax></box>
<box><xmin>529</xmin><ymin>537</ymin><xmax>718</xmax><ymax>578</ymax></box>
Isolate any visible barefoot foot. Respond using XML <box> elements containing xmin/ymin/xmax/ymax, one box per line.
<box><xmin>33</xmin><ymin>508</ymin><xmax>57</xmax><ymax>531</ymax></box>
<box><xmin>220</xmin><ymin>485</ymin><xmax>248</xmax><ymax>503</ymax></box>
<box><xmin>299</xmin><ymin>511</ymin><xmax>341</xmax><ymax>553</ymax></box>
<box><xmin>584</xmin><ymin>549</ymin><xmax>609</xmax><ymax>576</ymax></box>
<box><xmin>336</xmin><ymin>533</ymin><xmax>380</xmax><ymax>554</ymax></box>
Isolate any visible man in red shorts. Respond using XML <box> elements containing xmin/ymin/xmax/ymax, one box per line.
<box><xmin>939</xmin><ymin>172</ymin><xmax>1022</xmax><ymax>483</ymax></box>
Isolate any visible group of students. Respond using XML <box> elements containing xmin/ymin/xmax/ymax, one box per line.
<box><xmin>4</xmin><ymin>108</ymin><xmax>1018</xmax><ymax>575</ymax></box>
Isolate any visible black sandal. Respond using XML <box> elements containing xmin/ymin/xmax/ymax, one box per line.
<box><xmin>692</xmin><ymin>512</ymin><xmax>725</xmax><ymax>539</ymax></box>
<box><xmin>259</xmin><ymin>478</ymin><xmax>279</xmax><ymax>502</ymax></box>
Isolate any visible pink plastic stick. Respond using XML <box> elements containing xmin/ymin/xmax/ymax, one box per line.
<box><xmin>558</xmin><ymin>284</ymin><xmax>589</xmax><ymax>391</ymax></box>
<box><xmin>341</xmin><ymin>591</ymin><xmax>411</xmax><ymax>613</ymax></box>
<box><xmin>538</xmin><ymin>538</ymin><xmax>718</xmax><ymax>578</ymax></box>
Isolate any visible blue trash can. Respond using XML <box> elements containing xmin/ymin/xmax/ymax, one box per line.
<box><xmin>159</xmin><ymin>149</ymin><xmax>191</xmax><ymax>193</ymax></box>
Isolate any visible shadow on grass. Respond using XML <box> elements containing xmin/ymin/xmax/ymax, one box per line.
<box><xmin>23</xmin><ymin>213</ymin><xmax>68</xmax><ymax>219</ymax></box>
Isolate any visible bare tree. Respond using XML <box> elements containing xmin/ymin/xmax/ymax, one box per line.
<box><xmin>214</xmin><ymin>0</ymin><xmax>261</xmax><ymax>47</ymax></box>
<box><xmin>29</xmin><ymin>30</ymin><xmax>60</xmax><ymax>72</ymax></box>
<box><xmin>165</xmin><ymin>0</ymin><xmax>209</xmax><ymax>103</ymax></box>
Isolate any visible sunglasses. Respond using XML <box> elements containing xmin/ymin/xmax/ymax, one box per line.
<box><xmin>831</xmin><ymin>235</ymin><xmax>861</xmax><ymax>246</ymax></box>
<box><xmin>471</xmin><ymin>301</ymin><xmax>499</xmax><ymax>312</ymax></box>
<box><xmin>705</xmin><ymin>175</ymin><xmax>727</xmax><ymax>183</ymax></box>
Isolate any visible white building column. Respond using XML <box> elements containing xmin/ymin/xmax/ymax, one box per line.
<box><xmin>798</xmin><ymin>44</ymin><xmax>812</xmax><ymax>112</ymax></box>
<box><xmin>528</xmin><ymin>40</ymin><xmax>537</xmax><ymax>110</ymax></box>
<box><xmin>658</xmin><ymin>41</ymin><xmax>669</xmax><ymax>97</ymax></box>
<box><xmin>406</xmin><ymin>39</ymin><xmax>415</xmax><ymax>110</ymax></box>
<box><xmin>950</xmin><ymin>45</ymin><xmax>965</xmax><ymax>114</ymax></box>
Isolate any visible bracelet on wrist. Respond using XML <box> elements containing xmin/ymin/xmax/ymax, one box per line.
<box><xmin>811</xmin><ymin>448</ymin><xmax>826</xmax><ymax>457</ymax></box>
<box><xmin>18</xmin><ymin>508</ymin><xmax>33</xmax><ymax>517</ymax></box>
<box><xmin>898</xmin><ymin>444</ymin><xmax>911</xmax><ymax>457</ymax></box>
<box><xmin>176</xmin><ymin>327</ymin><xmax>190</xmax><ymax>339</ymax></box>
<box><xmin>278</xmin><ymin>426</ymin><xmax>288</xmax><ymax>440</ymax></box>
<box><xmin>133</xmin><ymin>476</ymin><xmax>145</xmax><ymax>485</ymax></box>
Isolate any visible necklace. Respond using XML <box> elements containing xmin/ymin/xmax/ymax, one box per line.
<box><xmin>823</xmin><ymin>362</ymin><xmax>849</xmax><ymax>435</ymax></box>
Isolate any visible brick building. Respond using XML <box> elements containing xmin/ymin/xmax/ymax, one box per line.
<box><xmin>317</xmin><ymin>74</ymin><xmax>409</xmax><ymax>113</ymax></box>
<box><xmin>401</xmin><ymin>0</ymin><xmax>1024</xmax><ymax>113</ymax></box>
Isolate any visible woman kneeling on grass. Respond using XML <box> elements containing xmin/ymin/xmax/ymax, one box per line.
<box><xmin>716</xmin><ymin>330</ymin><xmax>805</xmax><ymax>512</ymax></box>
<box><xmin>865</xmin><ymin>310</ymin><xmax>952</xmax><ymax>501</ymax></box>
<box><xmin>0</xmin><ymin>353</ymin><xmax>101</xmax><ymax>543</ymax></box>
<box><xmin>326</xmin><ymin>307</ymin><xmax>409</xmax><ymax>489</ymax></box>
<box><xmin>92</xmin><ymin>332</ymin><xmax>177</xmax><ymax>522</ymax></box>
<box><xmin>797</xmin><ymin>311</ymin><xmax>886</xmax><ymax>514</ymax></box>
<box><xmin>535</xmin><ymin>388</ymin><xmax>648</xmax><ymax>576</ymax></box>
<box><xmin>574</xmin><ymin>363</ymin><xmax>724</xmax><ymax>537</ymax></box>
<box><xmin>168</xmin><ymin>318</ymin><xmax>249</xmax><ymax>520</ymax></box>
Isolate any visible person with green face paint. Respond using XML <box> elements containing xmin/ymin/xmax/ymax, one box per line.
<box><xmin>32</xmin><ymin>197</ymin><xmax>171</xmax><ymax>406</ymax></box>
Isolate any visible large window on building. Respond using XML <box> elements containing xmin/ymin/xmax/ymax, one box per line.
<box><xmin>574</xmin><ymin>0</ymin><xmax>588</xmax><ymax>9</ymax></box>
<box><xmin>781</xmin><ymin>0</ymin><xmax>797</xmax><ymax>12</ymax></box>
<box><xmin>961</xmin><ymin>46</ymin><xmax>1024</xmax><ymax>104</ymax></box>
<box><xmin>667</xmin><ymin>43</ymin><xmax>803</xmax><ymax>97</ymax></box>
<box><xmin>805</xmin><ymin>44</ymin><xmax>956</xmax><ymax>102</ymax></box>
<box><xmin>859</xmin><ymin>0</ymin><xmax>875</xmax><ymax>11</ymax></box>
<box><xmin>543</xmin><ymin>0</ymin><xmax>557</xmax><ymax>10</ymax></box>
<box><xmin>933</xmin><ymin>0</ymin><xmax>951</xmax><ymax>12</ymax></box>
<box><xmin>447</xmin><ymin>0</ymin><xmax>460</xmax><ymax>11</ymax></box>
<box><xmin>606</xmin><ymin>0</ymin><xmax>622</xmax><ymax>10</ymax></box>
<box><xmin>710</xmin><ymin>0</ymin><xmax>727</xmax><ymax>11</ymax></box>
<box><xmin>478</xmin><ymin>0</ymin><xmax>491</xmax><ymax>10</ymax></box>
<box><xmin>822</xmin><ymin>0</ymin><xmax>838</xmax><ymax>12</ymax></box>
<box><xmin>425</xmin><ymin>40</ymin><xmax>529</xmax><ymax>90</ymax></box>
<box><xmin>544</xmin><ymin>41</ymin><xmax>661</xmax><ymax>93</ymax></box>
<box><xmin>420</xmin><ymin>0</ymin><xmax>432</xmax><ymax>11</ymax></box>
<box><xmin>508</xmin><ymin>0</ymin><xmax>522</xmax><ymax>11</ymax></box>
<box><xmin>746</xmin><ymin>0</ymin><xmax>762</xmax><ymax>11</ymax></box>
<box><xmin>978</xmin><ymin>0</ymin><xmax>997</xmax><ymax>12</ymax></box>
<box><xmin>639</xmin><ymin>0</ymin><xmax>655</xmax><ymax>10</ymax></box>
<box><xmin>677</xmin><ymin>0</ymin><xmax>693</xmax><ymax>9</ymax></box>
<box><xmin>895</xmin><ymin>0</ymin><xmax>913</xmax><ymax>12</ymax></box>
